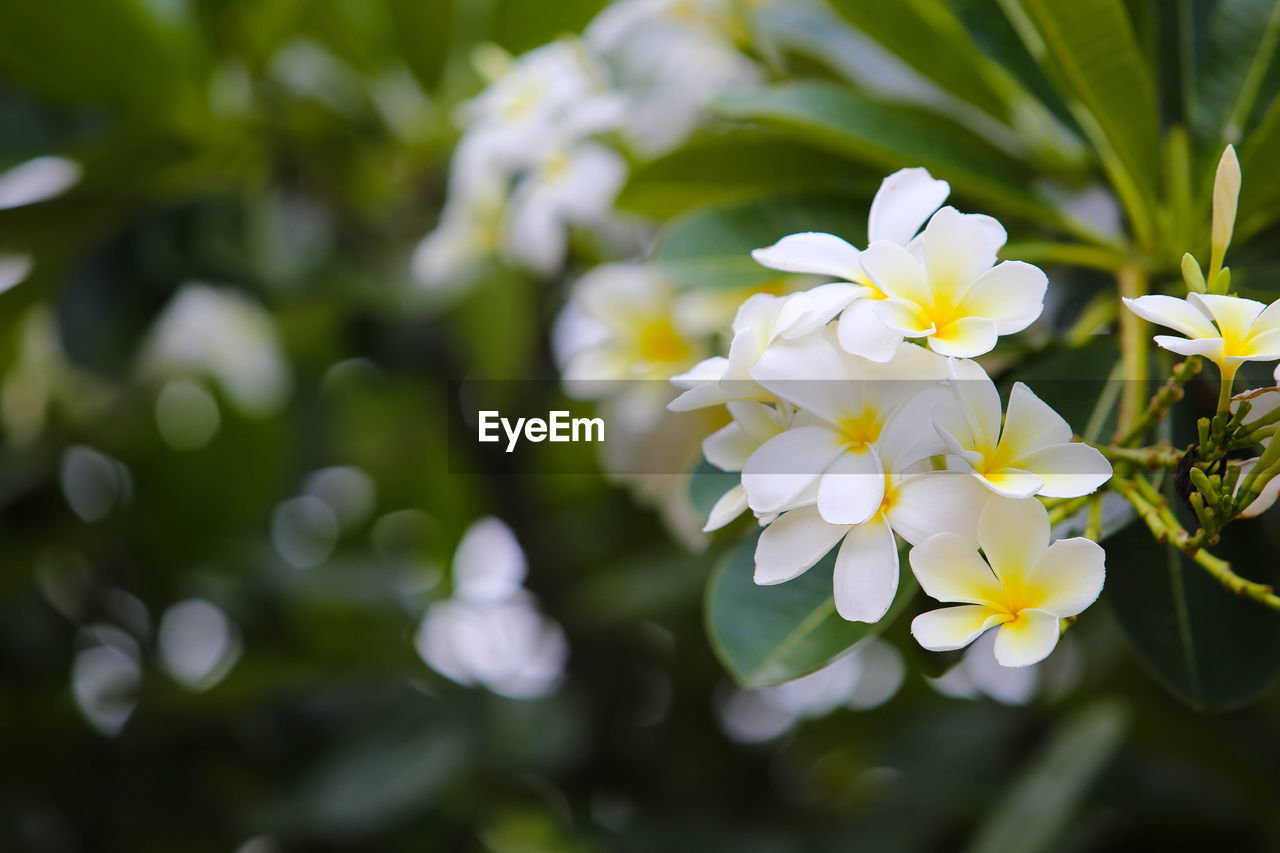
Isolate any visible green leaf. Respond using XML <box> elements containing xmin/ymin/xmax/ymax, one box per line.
<box><xmin>1105</xmin><ymin>517</ymin><xmax>1280</xmax><ymax>710</ymax></box>
<box><xmin>615</xmin><ymin>133</ymin><xmax>879</xmax><ymax>219</ymax></box>
<box><xmin>998</xmin><ymin>0</ymin><xmax>1161</xmax><ymax>238</ymax></box>
<box><xmin>824</xmin><ymin>0</ymin><xmax>1012</xmax><ymax>119</ymax></box>
<box><xmin>714</xmin><ymin>82</ymin><xmax>1056</xmax><ymax>222</ymax></box>
<box><xmin>1192</xmin><ymin>0</ymin><xmax>1280</xmax><ymax>150</ymax></box>
<box><xmin>705</xmin><ymin>530</ymin><xmax>916</xmax><ymax>688</ymax></box>
<box><xmin>1235</xmin><ymin>92</ymin><xmax>1280</xmax><ymax>237</ymax></box>
<box><xmin>688</xmin><ymin>459</ymin><xmax>740</xmax><ymax>522</ymax></box>
<box><xmin>965</xmin><ymin>699</ymin><xmax>1129</xmax><ymax>853</ymax></box>
<box><xmin>654</xmin><ymin>193</ymin><xmax>867</xmax><ymax>290</ymax></box>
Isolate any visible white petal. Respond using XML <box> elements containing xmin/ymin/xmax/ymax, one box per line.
<box><xmin>874</xmin><ymin>298</ymin><xmax>935</xmax><ymax>336</ymax></box>
<box><xmin>977</xmin><ymin>496</ymin><xmax>1049</xmax><ymax>581</ymax></box>
<box><xmin>908</xmin><ymin>532</ymin><xmax>1003</xmax><ymax>604</ymax></box>
<box><xmin>977</xmin><ymin>468</ymin><xmax>1045</xmax><ymax>498</ymax></box>
<box><xmin>928</xmin><ymin>316</ymin><xmax>999</xmax><ymax>358</ymax></box>
<box><xmin>922</xmin><ymin>207</ymin><xmax>1003</xmax><ymax>299</ymax></box>
<box><xmin>754</xmin><ymin>505</ymin><xmax>848</xmax><ymax>585</ymax></box>
<box><xmin>742</xmin><ymin>426</ymin><xmax>846</xmax><ymax>513</ymax></box>
<box><xmin>1189</xmin><ymin>292</ymin><xmax>1266</xmax><ymax>339</ymax></box>
<box><xmin>705</xmin><ymin>484</ymin><xmax>749</xmax><ymax>532</ymax></box>
<box><xmin>751</xmin><ymin>333</ymin><xmax>860</xmax><ymax>424</ymax></box>
<box><xmin>1018</xmin><ymin>442</ymin><xmax>1112</xmax><ymax>498</ymax></box>
<box><xmin>868</xmin><ymin>167</ymin><xmax>950</xmax><ymax>246</ymax></box>
<box><xmin>992</xmin><ymin>609</ymin><xmax>1061</xmax><ymax>666</ymax></box>
<box><xmin>781</xmin><ymin>283</ymin><xmax>861</xmax><ymax>338</ymax></box>
<box><xmin>874</xmin><ymin>387</ymin><xmax>954</xmax><ymax>471</ymax></box>
<box><xmin>672</xmin><ymin>356</ymin><xmax>729</xmax><ymax>389</ymax></box>
<box><xmin>1000</xmin><ymin>382</ymin><xmax>1073</xmax><ymax>459</ymax></box>
<box><xmin>1242</xmin><ymin>328</ymin><xmax>1280</xmax><ymax>359</ymax></box>
<box><xmin>887</xmin><ymin>470</ymin><xmax>990</xmax><ymax>544</ymax></box>
<box><xmin>1154</xmin><ymin>335</ymin><xmax>1225</xmax><ymax>361</ymax></box>
<box><xmin>1237</xmin><ymin>458</ymin><xmax>1280</xmax><ymax>518</ymax></box>
<box><xmin>912</xmin><ymin>604</ymin><xmax>1006</xmax><ymax>651</ymax></box>
<box><xmin>961</xmin><ymin>261</ymin><xmax>1047</xmax><ymax>333</ymax></box>
<box><xmin>1122</xmin><ymin>295</ymin><xmax>1218</xmax><ymax>339</ymax></box>
<box><xmin>751</xmin><ymin>232</ymin><xmax>864</xmax><ymax>281</ymax></box>
<box><xmin>453</xmin><ymin>517</ymin><xmax>527</xmax><ymax>604</ymax></box>
<box><xmin>833</xmin><ymin>517</ymin><xmax>899</xmax><ymax>622</ymax></box>
<box><xmin>836</xmin><ymin>298</ymin><xmax>903</xmax><ymax>361</ymax></box>
<box><xmin>703</xmin><ymin>422</ymin><xmax>755</xmax><ymax>472</ymax></box>
<box><xmin>817</xmin><ymin>448</ymin><xmax>886</xmax><ymax>525</ymax></box>
<box><xmin>860</xmin><ymin>240</ymin><xmax>932</xmax><ymax>307</ymax></box>
<box><xmin>1027</xmin><ymin>538</ymin><xmax>1105</xmax><ymax>616</ymax></box>
<box><xmin>668</xmin><ymin>358</ymin><xmax>733</xmax><ymax>411</ymax></box>
<box><xmin>942</xmin><ymin>358</ymin><xmax>1003</xmax><ymax>452</ymax></box>
<box><xmin>1250</xmin><ymin>299</ymin><xmax>1280</xmax><ymax>336</ymax></box>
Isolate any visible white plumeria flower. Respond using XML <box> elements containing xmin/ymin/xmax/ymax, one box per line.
<box><xmin>668</xmin><ymin>283</ymin><xmax>857</xmax><ymax>411</ymax></box>
<box><xmin>415</xmin><ymin>517</ymin><xmax>568</xmax><ymax>700</ymax></box>
<box><xmin>587</xmin><ymin>0</ymin><xmax>760</xmax><ymax>156</ymax></box>
<box><xmin>752</xmin><ymin>168</ymin><xmax>950</xmax><ymax>361</ymax></box>
<box><xmin>910</xmin><ymin>496</ymin><xmax>1105</xmax><ymax>667</ymax></box>
<box><xmin>700</xmin><ymin>401</ymin><xmax>793</xmax><ymax>531</ymax></box>
<box><xmin>504</xmin><ymin>141</ymin><xmax>628</xmax><ymax>275</ymax></box>
<box><xmin>934</xmin><ymin>359</ymin><xmax>1112</xmax><ymax>498</ymax></box>
<box><xmin>857</xmin><ymin>206</ymin><xmax>1048</xmax><ymax>358</ymax></box>
<box><xmin>554</xmin><ymin>262</ymin><xmax>705</xmax><ymax>396</ymax></box>
<box><xmin>1122</xmin><ymin>292</ymin><xmax>1280</xmax><ymax>372</ymax></box>
<box><xmin>748</xmin><ymin>369</ymin><xmax>993</xmax><ymax>622</ymax></box>
<box><xmin>1229</xmin><ymin>387</ymin><xmax>1280</xmax><ymax>518</ymax></box>
<box><xmin>411</xmin><ymin>191</ymin><xmax>505</xmax><ymax>290</ymax></box>
<box><xmin>742</xmin><ymin>331</ymin><xmax>952</xmax><ymax>524</ymax></box>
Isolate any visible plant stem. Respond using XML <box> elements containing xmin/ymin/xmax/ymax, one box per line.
<box><xmin>1117</xmin><ymin>264</ymin><xmax>1150</xmax><ymax>441</ymax></box>
<box><xmin>1117</xmin><ymin>357</ymin><xmax>1202</xmax><ymax>446</ymax></box>
<box><xmin>1111</xmin><ymin>477</ymin><xmax>1280</xmax><ymax>612</ymax></box>
<box><xmin>1100</xmin><ymin>444</ymin><xmax>1183</xmax><ymax>468</ymax></box>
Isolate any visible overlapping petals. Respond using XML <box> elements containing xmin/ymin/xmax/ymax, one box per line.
<box><xmin>909</xmin><ymin>497</ymin><xmax>1105</xmax><ymax>666</ymax></box>
<box><xmin>1123</xmin><ymin>292</ymin><xmax>1280</xmax><ymax>368</ymax></box>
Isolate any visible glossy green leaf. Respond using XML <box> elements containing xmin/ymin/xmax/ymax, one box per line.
<box><xmin>689</xmin><ymin>459</ymin><xmax>741</xmax><ymax>523</ymax></box>
<box><xmin>825</xmin><ymin>0</ymin><xmax>1012</xmax><ymax>119</ymax></box>
<box><xmin>714</xmin><ymin>82</ymin><xmax>1055</xmax><ymax>222</ymax></box>
<box><xmin>1192</xmin><ymin>0</ymin><xmax>1280</xmax><ymax>151</ymax></box>
<box><xmin>615</xmin><ymin>133</ymin><xmax>879</xmax><ymax>219</ymax></box>
<box><xmin>965</xmin><ymin>699</ymin><xmax>1129</xmax><ymax>853</ymax></box>
<box><xmin>999</xmin><ymin>0</ymin><xmax>1161</xmax><ymax>235</ymax></box>
<box><xmin>705</xmin><ymin>530</ymin><xmax>917</xmax><ymax>688</ymax></box>
<box><xmin>654</xmin><ymin>193</ymin><xmax>867</xmax><ymax>290</ymax></box>
<box><xmin>1105</xmin><ymin>516</ymin><xmax>1280</xmax><ymax>710</ymax></box>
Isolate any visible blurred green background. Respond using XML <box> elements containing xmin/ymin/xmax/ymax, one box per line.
<box><xmin>5</xmin><ymin>0</ymin><xmax>1280</xmax><ymax>851</ymax></box>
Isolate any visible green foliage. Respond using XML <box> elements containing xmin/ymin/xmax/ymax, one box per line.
<box><xmin>705</xmin><ymin>531</ymin><xmax>916</xmax><ymax>687</ymax></box>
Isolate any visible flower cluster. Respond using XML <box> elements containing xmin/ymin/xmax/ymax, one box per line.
<box><xmin>414</xmin><ymin>0</ymin><xmax>760</xmax><ymax>287</ymax></box>
<box><xmin>675</xmin><ymin>168</ymin><xmax>1112</xmax><ymax>666</ymax></box>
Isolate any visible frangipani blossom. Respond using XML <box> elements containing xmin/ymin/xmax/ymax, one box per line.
<box><xmin>743</xmin><ymin>332</ymin><xmax>951</xmax><ymax>524</ymax></box>
<box><xmin>1122</xmin><ymin>292</ymin><xmax>1280</xmax><ymax>371</ymax></box>
<box><xmin>700</xmin><ymin>401</ymin><xmax>793</xmax><ymax>531</ymax></box>
<box><xmin>504</xmin><ymin>140</ymin><xmax>628</xmax><ymax>274</ymax></box>
<box><xmin>754</xmin><ymin>460</ymin><xmax>992</xmax><ymax>624</ymax></box>
<box><xmin>858</xmin><ymin>206</ymin><xmax>1047</xmax><ymax>358</ymax></box>
<box><xmin>748</xmin><ymin>371</ymin><xmax>991</xmax><ymax>622</ymax></box>
<box><xmin>669</xmin><ymin>283</ymin><xmax>857</xmax><ymax>411</ymax></box>
<box><xmin>935</xmin><ymin>360</ymin><xmax>1111</xmax><ymax>498</ymax></box>
<box><xmin>752</xmin><ymin>168</ymin><xmax>950</xmax><ymax>361</ymax></box>
<box><xmin>910</xmin><ymin>497</ymin><xmax>1105</xmax><ymax>667</ymax></box>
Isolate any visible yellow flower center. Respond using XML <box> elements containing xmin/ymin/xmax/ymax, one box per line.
<box><xmin>501</xmin><ymin>80</ymin><xmax>543</xmax><ymax>121</ymax></box>
<box><xmin>837</xmin><ymin>409</ymin><xmax>882</xmax><ymax>451</ymax></box>
<box><xmin>636</xmin><ymin>319</ymin><xmax>692</xmax><ymax>365</ymax></box>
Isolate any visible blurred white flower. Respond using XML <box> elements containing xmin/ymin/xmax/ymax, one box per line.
<box><xmin>911</xmin><ymin>496</ymin><xmax>1105</xmax><ymax>666</ymax></box>
<box><xmin>0</xmin><ymin>155</ymin><xmax>81</xmax><ymax>209</ymax></box>
<box><xmin>158</xmin><ymin>599</ymin><xmax>242</xmax><ymax>691</ymax></box>
<box><xmin>717</xmin><ymin>638</ymin><xmax>905</xmax><ymax>743</ymax></box>
<box><xmin>927</xmin><ymin>629</ymin><xmax>1084</xmax><ymax>706</ymax></box>
<box><xmin>587</xmin><ymin>0</ymin><xmax>761</xmax><ymax>156</ymax></box>
<box><xmin>504</xmin><ymin>141</ymin><xmax>628</xmax><ymax>275</ymax></box>
<box><xmin>139</xmin><ymin>284</ymin><xmax>292</xmax><ymax>415</ymax></box>
<box><xmin>0</xmin><ymin>254</ymin><xmax>31</xmax><ymax>294</ymax></box>
<box><xmin>71</xmin><ymin>624</ymin><xmax>142</xmax><ymax>737</ymax></box>
<box><xmin>415</xmin><ymin>517</ymin><xmax>567</xmax><ymax>699</ymax></box>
